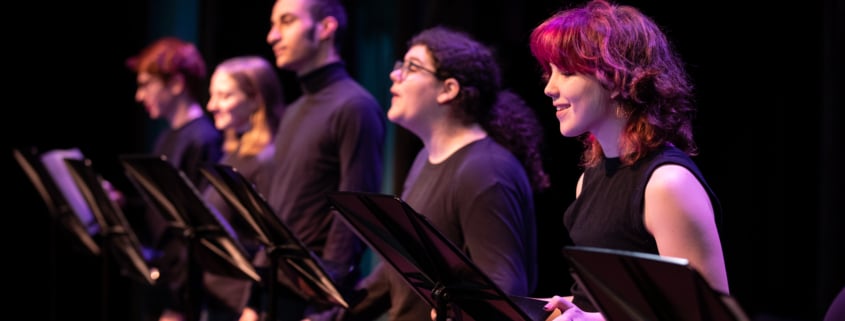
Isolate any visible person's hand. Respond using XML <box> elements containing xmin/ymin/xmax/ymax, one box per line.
<box><xmin>239</xmin><ymin>307</ymin><xmax>260</xmax><ymax>321</ymax></box>
<box><xmin>158</xmin><ymin>309</ymin><xmax>185</xmax><ymax>321</ymax></box>
<box><xmin>543</xmin><ymin>295</ymin><xmax>604</xmax><ymax>321</ymax></box>
<box><xmin>429</xmin><ymin>307</ymin><xmax>455</xmax><ymax>321</ymax></box>
<box><xmin>101</xmin><ymin>179</ymin><xmax>126</xmax><ymax>207</ymax></box>
<box><xmin>302</xmin><ymin>305</ymin><xmax>342</xmax><ymax>321</ymax></box>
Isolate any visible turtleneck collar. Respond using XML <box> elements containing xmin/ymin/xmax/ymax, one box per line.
<box><xmin>603</xmin><ymin>156</ymin><xmax>621</xmax><ymax>176</ymax></box>
<box><xmin>299</xmin><ymin>61</ymin><xmax>348</xmax><ymax>94</ymax></box>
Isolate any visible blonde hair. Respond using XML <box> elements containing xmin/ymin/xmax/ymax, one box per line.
<box><xmin>213</xmin><ymin>56</ymin><xmax>285</xmax><ymax>157</ymax></box>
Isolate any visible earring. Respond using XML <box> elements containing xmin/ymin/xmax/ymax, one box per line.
<box><xmin>615</xmin><ymin>105</ymin><xmax>630</xmax><ymax>119</ymax></box>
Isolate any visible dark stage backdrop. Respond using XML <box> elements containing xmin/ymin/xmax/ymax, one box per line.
<box><xmin>6</xmin><ymin>0</ymin><xmax>842</xmax><ymax>321</ymax></box>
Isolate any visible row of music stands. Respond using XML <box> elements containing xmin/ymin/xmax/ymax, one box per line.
<box><xmin>15</xmin><ymin>147</ymin><xmax>750</xmax><ymax>321</ymax></box>
<box><xmin>14</xmin><ymin>148</ymin><xmax>154</xmax><ymax>321</ymax></box>
<box><xmin>326</xmin><ymin>192</ymin><xmax>750</xmax><ymax>321</ymax></box>
<box><xmin>15</xmin><ymin>147</ymin><xmax>347</xmax><ymax>321</ymax></box>
<box><xmin>118</xmin><ymin>155</ymin><xmax>261</xmax><ymax>321</ymax></box>
<box><xmin>199</xmin><ymin>163</ymin><xmax>350</xmax><ymax>320</ymax></box>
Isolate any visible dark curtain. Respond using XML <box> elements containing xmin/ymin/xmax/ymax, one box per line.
<box><xmin>6</xmin><ymin>1</ymin><xmax>842</xmax><ymax>320</ymax></box>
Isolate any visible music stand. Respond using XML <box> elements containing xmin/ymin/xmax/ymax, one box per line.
<box><xmin>119</xmin><ymin>155</ymin><xmax>260</xmax><ymax>321</ymax></box>
<box><xmin>325</xmin><ymin>191</ymin><xmax>551</xmax><ymax>321</ymax></box>
<box><xmin>64</xmin><ymin>158</ymin><xmax>156</xmax><ymax>286</ymax></box>
<box><xmin>200</xmin><ymin>164</ymin><xmax>350</xmax><ymax>320</ymax></box>
<box><xmin>14</xmin><ymin>147</ymin><xmax>104</xmax><ymax>321</ymax></box>
<box><xmin>63</xmin><ymin>158</ymin><xmax>157</xmax><ymax>321</ymax></box>
<box><xmin>561</xmin><ymin>246</ymin><xmax>750</xmax><ymax>321</ymax></box>
<box><xmin>13</xmin><ymin>147</ymin><xmax>100</xmax><ymax>256</ymax></box>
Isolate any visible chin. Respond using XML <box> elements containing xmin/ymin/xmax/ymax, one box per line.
<box><xmin>559</xmin><ymin>126</ymin><xmax>582</xmax><ymax>138</ymax></box>
<box><xmin>386</xmin><ymin>107</ymin><xmax>400</xmax><ymax>121</ymax></box>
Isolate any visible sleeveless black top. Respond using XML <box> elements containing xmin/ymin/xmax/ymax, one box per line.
<box><xmin>563</xmin><ymin>145</ymin><xmax>722</xmax><ymax>311</ymax></box>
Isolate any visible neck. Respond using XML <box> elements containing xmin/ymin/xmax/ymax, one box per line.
<box><xmin>296</xmin><ymin>45</ymin><xmax>341</xmax><ymax>77</ymax></box>
<box><xmin>424</xmin><ymin>122</ymin><xmax>487</xmax><ymax>164</ymax></box>
<box><xmin>593</xmin><ymin>116</ymin><xmax>627</xmax><ymax>158</ymax></box>
<box><xmin>169</xmin><ymin>100</ymin><xmax>204</xmax><ymax>129</ymax></box>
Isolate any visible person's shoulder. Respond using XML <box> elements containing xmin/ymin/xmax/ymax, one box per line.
<box><xmin>459</xmin><ymin>140</ymin><xmax>523</xmax><ymax>176</ymax></box>
<box><xmin>338</xmin><ymin>79</ymin><xmax>380</xmax><ymax>105</ymax></box>
<box><xmin>180</xmin><ymin>117</ymin><xmax>221</xmax><ymax>141</ymax></box>
<box><xmin>470</xmin><ymin>138</ymin><xmax>519</xmax><ymax>163</ymax></box>
<box><xmin>332</xmin><ymin>85</ymin><xmax>383</xmax><ymax>120</ymax></box>
<box><xmin>650</xmin><ymin>164</ymin><xmax>697</xmax><ymax>187</ymax></box>
<box><xmin>454</xmin><ymin>145</ymin><xmax>530</xmax><ymax>195</ymax></box>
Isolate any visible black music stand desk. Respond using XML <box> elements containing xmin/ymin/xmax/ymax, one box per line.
<box><xmin>325</xmin><ymin>191</ymin><xmax>551</xmax><ymax>321</ymax></box>
<box><xmin>64</xmin><ymin>157</ymin><xmax>157</xmax><ymax>321</ymax></box>
<box><xmin>64</xmin><ymin>158</ymin><xmax>156</xmax><ymax>286</ymax></box>
<box><xmin>120</xmin><ymin>155</ymin><xmax>260</xmax><ymax>321</ymax></box>
<box><xmin>13</xmin><ymin>147</ymin><xmax>100</xmax><ymax>256</ymax></box>
<box><xmin>201</xmin><ymin>164</ymin><xmax>349</xmax><ymax>320</ymax></box>
<box><xmin>561</xmin><ymin>246</ymin><xmax>750</xmax><ymax>321</ymax></box>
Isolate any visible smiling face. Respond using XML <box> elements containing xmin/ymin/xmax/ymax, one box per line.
<box><xmin>387</xmin><ymin>45</ymin><xmax>444</xmax><ymax>136</ymax></box>
<box><xmin>207</xmin><ymin>70</ymin><xmax>256</xmax><ymax>132</ymax></box>
<box><xmin>543</xmin><ymin>63</ymin><xmax>616</xmax><ymax>138</ymax></box>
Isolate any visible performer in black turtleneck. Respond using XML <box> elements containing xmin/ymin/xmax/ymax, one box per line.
<box><xmin>239</xmin><ymin>0</ymin><xmax>386</xmax><ymax>320</ymax></box>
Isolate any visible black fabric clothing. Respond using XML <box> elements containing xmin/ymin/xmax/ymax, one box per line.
<box><xmin>563</xmin><ymin>145</ymin><xmax>721</xmax><ymax>312</ymax></box>
<box><xmin>253</xmin><ymin>62</ymin><xmax>385</xmax><ymax>320</ymax></box>
<box><xmin>200</xmin><ymin>147</ymin><xmax>275</xmax><ymax>320</ymax></box>
<box><xmin>152</xmin><ymin>117</ymin><xmax>223</xmax><ymax>191</ymax></box>
<box><xmin>144</xmin><ymin>116</ymin><xmax>223</xmax><ymax>316</ymax></box>
<box><xmin>346</xmin><ymin>137</ymin><xmax>538</xmax><ymax>321</ymax></box>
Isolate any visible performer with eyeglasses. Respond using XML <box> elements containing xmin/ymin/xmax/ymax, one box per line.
<box><xmin>306</xmin><ymin>25</ymin><xmax>550</xmax><ymax>321</ymax></box>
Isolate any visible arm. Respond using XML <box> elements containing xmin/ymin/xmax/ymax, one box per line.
<box><xmin>456</xmin><ymin>153</ymin><xmax>537</xmax><ymax>296</ymax></box>
<box><xmin>322</xmin><ymin>100</ymin><xmax>385</xmax><ymax>277</ymax></box>
<box><xmin>460</xmin><ymin>183</ymin><xmax>535</xmax><ymax>295</ymax></box>
<box><xmin>543</xmin><ymin>296</ymin><xmax>603</xmax><ymax>321</ymax></box>
<box><xmin>333</xmin><ymin>98</ymin><xmax>385</xmax><ymax>194</ymax></box>
<box><xmin>541</xmin><ymin>173</ymin><xmax>604</xmax><ymax>321</ymax></box>
<box><xmin>644</xmin><ymin>164</ymin><xmax>729</xmax><ymax>294</ymax></box>
<box><xmin>575</xmin><ymin>173</ymin><xmax>584</xmax><ymax>197</ymax></box>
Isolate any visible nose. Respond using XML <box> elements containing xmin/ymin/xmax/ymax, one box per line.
<box><xmin>543</xmin><ymin>78</ymin><xmax>557</xmax><ymax>100</ymax></box>
<box><xmin>135</xmin><ymin>88</ymin><xmax>144</xmax><ymax>102</ymax></box>
<box><xmin>389</xmin><ymin>68</ymin><xmax>401</xmax><ymax>83</ymax></box>
<box><xmin>206</xmin><ymin>98</ymin><xmax>218</xmax><ymax>111</ymax></box>
<box><xmin>267</xmin><ymin>27</ymin><xmax>279</xmax><ymax>45</ymax></box>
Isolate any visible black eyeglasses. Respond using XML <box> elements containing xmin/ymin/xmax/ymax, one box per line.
<box><xmin>393</xmin><ymin>60</ymin><xmax>438</xmax><ymax>81</ymax></box>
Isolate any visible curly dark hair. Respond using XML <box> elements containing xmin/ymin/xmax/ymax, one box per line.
<box><xmin>411</xmin><ymin>26</ymin><xmax>550</xmax><ymax>191</ymax></box>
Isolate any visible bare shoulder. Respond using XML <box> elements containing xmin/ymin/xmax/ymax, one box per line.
<box><xmin>647</xmin><ymin>164</ymin><xmax>704</xmax><ymax>196</ymax></box>
<box><xmin>644</xmin><ymin>163</ymin><xmax>713</xmax><ymax>232</ymax></box>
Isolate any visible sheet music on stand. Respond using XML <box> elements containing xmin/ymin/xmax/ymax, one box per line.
<box><xmin>64</xmin><ymin>158</ymin><xmax>156</xmax><ymax>286</ymax></box>
<box><xmin>13</xmin><ymin>147</ymin><xmax>100</xmax><ymax>256</ymax></box>
<box><xmin>200</xmin><ymin>164</ymin><xmax>349</xmax><ymax>315</ymax></box>
<box><xmin>561</xmin><ymin>246</ymin><xmax>751</xmax><ymax>321</ymax></box>
<box><xmin>325</xmin><ymin>191</ymin><xmax>551</xmax><ymax>321</ymax></box>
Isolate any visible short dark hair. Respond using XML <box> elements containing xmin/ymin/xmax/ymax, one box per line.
<box><xmin>126</xmin><ymin>37</ymin><xmax>207</xmax><ymax>101</ymax></box>
<box><xmin>308</xmin><ymin>0</ymin><xmax>348</xmax><ymax>51</ymax></box>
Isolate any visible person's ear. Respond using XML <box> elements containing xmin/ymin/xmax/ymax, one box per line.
<box><xmin>166</xmin><ymin>73</ymin><xmax>186</xmax><ymax>95</ymax></box>
<box><xmin>436</xmin><ymin>78</ymin><xmax>460</xmax><ymax>104</ymax></box>
<box><xmin>316</xmin><ymin>16</ymin><xmax>338</xmax><ymax>42</ymax></box>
